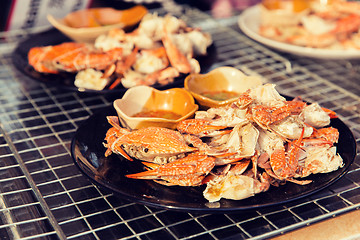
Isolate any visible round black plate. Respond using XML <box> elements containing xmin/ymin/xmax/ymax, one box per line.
<box><xmin>70</xmin><ymin>105</ymin><xmax>356</xmax><ymax>213</ymax></box>
<box><xmin>12</xmin><ymin>28</ymin><xmax>217</xmax><ymax>94</ymax></box>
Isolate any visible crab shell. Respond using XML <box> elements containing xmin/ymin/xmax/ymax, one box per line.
<box><xmin>104</xmin><ymin>123</ymin><xmax>197</xmax><ymax>164</ymax></box>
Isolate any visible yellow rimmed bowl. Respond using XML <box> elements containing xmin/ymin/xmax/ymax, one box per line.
<box><xmin>184</xmin><ymin>66</ymin><xmax>265</xmax><ymax>109</ymax></box>
<box><xmin>47</xmin><ymin>5</ymin><xmax>148</xmax><ymax>43</ymax></box>
<box><xmin>113</xmin><ymin>86</ymin><xmax>198</xmax><ymax>130</ymax></box>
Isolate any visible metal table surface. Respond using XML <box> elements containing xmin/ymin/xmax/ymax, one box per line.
<box><xmin>1</xmin><ymin>5</ymin><xmax>360</xmax><ymax>240</ymax></box>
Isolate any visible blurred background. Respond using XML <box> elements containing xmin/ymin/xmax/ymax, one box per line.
<box><xmin>0</xmin><ymin>0</ymin><xmax>262</xmax><ymax>33</ymax></box>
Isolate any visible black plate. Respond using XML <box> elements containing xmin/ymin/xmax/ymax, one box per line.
<box><xmin>12</xmin><ymin>28</ymin><xmax>216</xmax><ymax>94</ymax></box>
<box><xmin>70</xmin><ymin>105</ymin><xmax>356</xmax><ymax>213</ymax></box>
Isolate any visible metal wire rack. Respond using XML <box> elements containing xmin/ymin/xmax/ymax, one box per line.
<box><xmin>0</xmin><ymin>5</ymin><xmax>360</xmax><ymax>240</ymax></box>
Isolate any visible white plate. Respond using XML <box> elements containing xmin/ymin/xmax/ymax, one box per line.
<box><xmin>238</xmin><ymin>5</ymin><xmax>360</xmax><ymax>60</ymax></box>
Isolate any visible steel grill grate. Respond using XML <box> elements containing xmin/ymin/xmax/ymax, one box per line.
<box><xmin>0</xmin><ymin>5</ymin><xmax>359</xmax><ymax>240</ymax></box>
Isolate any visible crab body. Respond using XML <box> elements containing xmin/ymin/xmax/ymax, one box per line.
<box><xmin>104</xmin><ymin>116</ymin><xmax>196</xmax><ymax>164</ymax></box>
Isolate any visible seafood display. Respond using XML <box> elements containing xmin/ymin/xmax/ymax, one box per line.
<box><xmin>259</xmin><ymin>0</ymin><xmax>360</xmax><ymax>50</ymax></box>
<box><xmin>103</xmin><ymin>83</ymin><xmax>344</xmax><ymax>202</ymax></box>
<box><xmin>27</xmin><ymin>13</ymin><xmax>212</xmax><ymax>90</ymax></box>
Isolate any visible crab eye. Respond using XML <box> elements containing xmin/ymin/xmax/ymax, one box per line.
<box><xmin>144</xmin><ymin>148</ymin><xmax>149</xmax><ymax>153</ymax></box>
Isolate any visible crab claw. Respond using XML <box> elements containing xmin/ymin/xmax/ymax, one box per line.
<box><xmin>103</xmin><ymin>127</ymin><xmax>132</xmax><ymax>160</ymax></box>
<box><xmin>104</xmin><ymin>116</ymin><xmax>133</xmax><ymax>160</ymax></box>
<box><xmin>126</xmin><ymin>152</ymin><xmax>215</xmax><ymax>186</ymax></box>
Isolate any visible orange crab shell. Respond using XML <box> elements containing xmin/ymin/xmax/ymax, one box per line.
<box><xmin>104</xmin><ymin>124</ymin><xmax>197</xmax><ymax>163</ymax></box>
<box><xmin>28</xmin><ymin>42</ymin><xmax>123</xmax><ymax>74</ymax></box>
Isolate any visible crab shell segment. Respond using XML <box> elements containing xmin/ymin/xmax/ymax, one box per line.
<box><xmin>104</xmin><ymin>116</ymin><xmax>197</xmax><ymax>163</ymax></box>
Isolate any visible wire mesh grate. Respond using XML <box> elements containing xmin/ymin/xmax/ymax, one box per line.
<box><xmin>0</xmin><ymin>5</ymin><xmax>359</xmax><ymax>240</ymax></box>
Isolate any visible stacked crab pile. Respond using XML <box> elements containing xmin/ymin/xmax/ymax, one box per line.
<box><xmin>104</xmin><ymin>83</ymin><xmax>343</xmax><ymax>202</ymax></box>
<box><xmin>259</xmin><ymin>0</ymin><xmax>360</xmax><ymax>49</ymax></box>
<box><xmin>28</xmin><ymin>13</ymin><xmax>212</xmax><ymax>90</ymax></box>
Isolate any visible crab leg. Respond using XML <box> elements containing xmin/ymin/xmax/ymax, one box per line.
<box><xmin>126</xmin><ymin>152</ymin><xmax>215</xmax><ymax>186</ymax></box>
<box><xmin>162</xmin><ymin>16</ymin><xmax>192</xmax><ymax>74</ymax></box>
<box><xmin>270</xmin><ymin>128</ymin><xmax>305</xmax><ymax>178</ymax></box>
<box><xmin>321</xmin><ymin>107</ymin><xmax>338</xmax><ymax>119</ymax></box>
<box><xmin>177</xmin><ymin>119</ymin><xmax>230</xmax><ymax>137</ymax></box>
<box><xmin>213</xmin><ymin>152</ymin><xmax>243</xmax><ymax>165</ymax></box>
<box><xmin>115</xmin><ymin>47</ymin><xmax>138</xmax><ymax>75</ymax></box>
<box><xmin>264</xmin><ymin>168</ymin><xmax>312</xmax><ymax>185</ymax></box>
